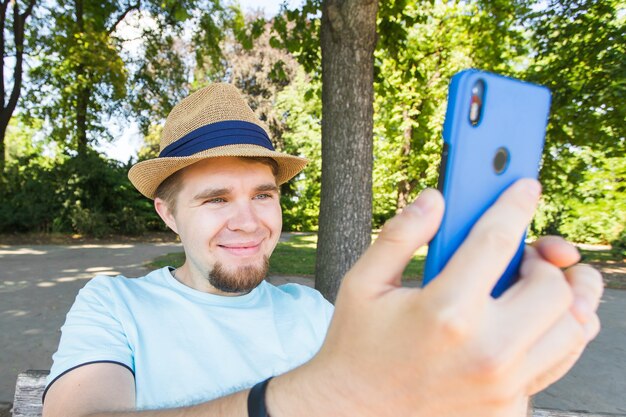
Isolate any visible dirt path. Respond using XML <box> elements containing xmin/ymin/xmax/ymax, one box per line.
<box><xmin>0</xmin><ymin>242</ymin><xmax>183</xmax><ymax>408</ymax></box>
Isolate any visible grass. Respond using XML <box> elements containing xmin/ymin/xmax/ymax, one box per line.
<box><xmin>148</xmin><ymin>252</ymin><xmax>186</xmax><ymax>270</ymax></box>
<box><xmin>147</xmin><ymin>233</ymin><xmax>427</xmax><ymax>281</ymax></box>
<box><xmin>579</xmin><ymin>248</ymin><xmax>622</xmax><ymax>263</ymax></box>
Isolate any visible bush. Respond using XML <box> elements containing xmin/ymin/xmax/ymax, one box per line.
<box><xmin>0</xmin><ymin>155</ymin><xmax>60</xmax><ymax>232</ymax></box>
<box><xmin>0</xmin><ymin>150</ymin><xmax>162</xmax><ymax>236</ymax></box>
<box><xmin>69</xmin><ymin>204</ymin><xmax>108</xmax><ymax>237</ymax></box>
<box><xmin>610</xmin><ymin>229</ymin><xmax>626</xmax><ymax>260</ymax></box>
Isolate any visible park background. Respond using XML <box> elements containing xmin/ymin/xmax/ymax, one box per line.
<box><xmin>0</xmin><ymin>0</ymin><xmax>625</xmax><ymax>415</ymax></box>
<box><xmin>1</xmin><ymin>0</ymin><xmax>624</xmax><ymax>300</ymax></box>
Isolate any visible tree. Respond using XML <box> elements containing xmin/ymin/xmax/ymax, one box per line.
<box><xmin>130</xmin><ymin>0</ymin><xmax>237</xmax><ymax>134</ymax></box>
<box><xmin>23</xmin><ymin>0</ymin><xmax>217</xmax><ymax>158</ymax></box>
<box><xmin>314</xmin><ymin>0</ymin><xmax>378</xmax><ymax>302</ymax></box>
<box><xmin>372</xmin><ymin>0</ymin><xmax>530</xmax><ymax>225</ymax></box>
<box><xmin>195</xmin><ymin>16</ymin><xmax>299</xmax><ymax>155</ymax></box>
<box><xmin>526</xmin><ymin>0</ymin><xmax>625</xmax><ymax>245</ymax></box>
<box><xmin>0</xmin><ymin>0</ymin><xmax>36</xmax><ymax>172</ymax></box>
<box><xmin>24</xmin><ymin>0</ymin><xmax>135</xmax><ymax>157</ymax></box>
<box><xmin>374</xmin><ymin>1</ymin><xmax>471</xmax><ymax>219</ymax></box>
<box><xmin>275</xmin><ymin>71</ymin><xmax>323</xmax><ymax>231</ymax></box>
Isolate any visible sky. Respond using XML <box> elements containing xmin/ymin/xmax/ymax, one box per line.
<box><xmin>239</xmin><ymin>0</ymin><xmax>301</xmax><ymax>17</ymax></box>
<box><xmin>97</xmin><ymin>0</ymin><xmax>302</xmax><ymax>163</ymax></box>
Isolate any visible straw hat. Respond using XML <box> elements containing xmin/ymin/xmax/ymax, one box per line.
<box><xmin>128</xmin><ymin>83</ymin><xmax>308</xmax><ymax>199</ymax></box>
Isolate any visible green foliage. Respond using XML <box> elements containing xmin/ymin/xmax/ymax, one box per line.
<box><xmin>526</xmin><ymin>0</ymin><xmax>625</xmax><ymax>244</ymax></box>
<box><xmin>130</xmin><ymin>1</ymin><xmax>264</xmax><ymax>134</ymax></box>
<box><xmin>527</xmin><ymin>0</ymin><xmax>625</xmax><ymax>155</ymax></box>
<box><xmin>0</xmin><ymin>143</ymin><xmax>162</xmax><ymax>236</ymax></box>
<box><xmin>271</xmin><ymin>0</ymin><xmax>322</xmax><ymax>75</ymax></box>
<box><xmin>4</xmin><ymin>117</ymin><xmax>48</xmax><ymax>161</ymax></box>
<box><xmin>1</xmin><ymin>0</ymin><xmax>621</xmax><ymax>246</ymax></box>
<box><xmin>51</xmin><ymin>151</ymin><xmax>159</xmax><ymax>236</ymax></box>
<box><xmin>268</xmin><ymin>234</ymin><xmax>317</xmax><ymax>277</ymax></box>
<box><xmin>136</xmin><ymin>124</ymin><xmax>162</xmax><ymax>161</ymax></box>
<box><xmin>532</xmin><ymin>149</ymin><xmax>625</xmax><ymax>245</ymax></box>
<box><xmin>129</xmin><ymin>30</ymin><xmax>190</xmax><ymax>134</ymax></box>
<box><xmin>23</xmin><ymin>0</ymin><xmax>129</xmax><ymax>153</ymax></box>
<box><xmin>0</xmin><ymin>154</ymin><xmax>60</xmax><ymax>233</ymax></box>
<box><xmin>147</xmin><ymin>251</ymin><xmax>185</xmax><ymax>270</ymax></box>
<box><xmin>372</xmin><ymin>1</ymin><xmax>521</xmax><ymax>226</ymax></box>
<box><xmin>610</xmin><ymin>229</ymin><xmax>626</xmax><ymax>260</ymax></box>
<box><xmin>130</xmin><ymin>0</ymin><xmax>239</xmax><ymax>133</ymax></box>
<box><xmin>370</xmin><ymin>0</ymin><xmax>625</xmax><ymax>243</ymax></box>
<box><xmin>275</xmin><ymin>72</ymin><xmax>322</xmax><ymax>231</ymax></box>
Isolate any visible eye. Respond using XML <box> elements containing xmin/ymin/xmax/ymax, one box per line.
<box><xmin>254</xmin><ymin>193</ymin><xmax>273</xmax><ymax>200</ymax></box>
<box><xmin>205</xmin><ymin>197</ymin><xmax>226</xmax><ymax>204</ymax></box>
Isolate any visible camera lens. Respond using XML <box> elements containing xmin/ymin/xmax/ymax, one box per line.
<box><xmin>469</xmin><ymin>79</ymin><xmax>485</xmax><ymax>126</ymax></box>
<box><xmin>493</xmin><ymin>147</ymin><xmax>509</xmax><ymax>174</ymax></box>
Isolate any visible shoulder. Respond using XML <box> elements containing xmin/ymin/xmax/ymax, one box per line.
<box><xmin>76</xmin><ymin>267</ymin><xmax>170</xmax><ymax>305</ymax></box>
<box><xmin>265</xmin><ymin>282</ymin><xmax>334</xmax><ymax>313</ymax></box>
<box><xmin>85</xmin><ymin>267</ymin><xmax>166</xmax><ymax>287</ymax></box>
<box><xmin>271</xmin><ymin>282</ymin><xmax>325</xmax><ymax>300</ymax></box>
<box><xmin>264</xmin><ymin>281</ymin><xmax>334</xmax><ymax>335</ymax></box>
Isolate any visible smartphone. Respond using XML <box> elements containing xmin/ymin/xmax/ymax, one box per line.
<box><xmin>423</xmin><ymin>69</ymin><xmax>551</xmax><ymax>297</ymax></box>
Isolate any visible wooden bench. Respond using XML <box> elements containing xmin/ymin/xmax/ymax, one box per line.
<box><xmin>11</xmin><ymin>370</ymin><xmax>625</xmax><ymax>417</ymax></box>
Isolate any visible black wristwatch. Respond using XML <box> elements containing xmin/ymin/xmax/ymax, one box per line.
<box><xmin>248</xmin><ymin>377</ymin><xmax>273</xmax><ymax>417</ymax></box>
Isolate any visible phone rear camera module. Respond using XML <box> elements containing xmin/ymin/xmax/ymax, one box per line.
<box><xmin>469</xmin><ymin>79</ymin><xmax>485</xmax><ymax>126</ymax></box>
<box><xmin>493</xmin><ymin>147</ymin><xmax>510</xmax><ymax>174</ymax></box>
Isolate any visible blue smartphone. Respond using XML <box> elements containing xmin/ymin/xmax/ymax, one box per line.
<box><xmin>423</xmin><ymin>69</ymin><xmax>551</xmax><ymax>297</ymax></box>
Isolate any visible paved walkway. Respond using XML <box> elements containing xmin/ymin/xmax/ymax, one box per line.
<box><xmin>0</xmin><ymin>242</ymin><xmax>624</xmax><ymax>414</ymax></box>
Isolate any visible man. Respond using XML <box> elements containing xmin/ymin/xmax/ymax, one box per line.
<box><xmin>43</xmin><ymin>83</ymin><xmax>603</xmax><ymax>417</ymax></box>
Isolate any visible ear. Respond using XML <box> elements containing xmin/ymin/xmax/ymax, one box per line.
<box><xmin>154</xmin><ymin>198</ymin><xmax>179</xmax><ymax>235</ymax></box>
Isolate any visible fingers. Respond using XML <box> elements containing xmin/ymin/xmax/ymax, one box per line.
<box><xmin>532</xmin><ymin>236</ymin><xmax>581</xmax><ymax>268</ymax></box>
<box><xmin>346</xmin><ymin>188</ymin><xmax>444</xmax><ymax>289</ymax></box>
<box><xmin>433</xmin><ymin>179</ymin><xmax>541</xmax><ymax>301</ymax></box>
<box><xmin>495</xmin><ymin>247</ymin><xmax>573</xmax><ymax>356</ymax></box>
<box><xmin>523</xmin><ymin>312</ymin><xmax>588</xmax><ymax>395</ymax></box>
<box><xmin>509</xmin><ymin>257</ymin><xmax>603</xmax><ymax>394</ymax></box>
<box><xmin>565</xmin><ymin>264</ymin><xmax>604</xmax><ymax>326</ymax></box>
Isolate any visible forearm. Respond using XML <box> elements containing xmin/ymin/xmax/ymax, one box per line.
<box><xmin>269</xmin><ymin>363</ymin><xmax>533</xmax><ymax>417</ymax></box>
<box><xmin>267</xmin><ymin>362</ymin><xmax>340</xmax><ymax>417</ymax></box>
<box><xmin>83</xmin><ymin>364</ymin><xmax>346</xmax><ymax>417</ymax></box>
<box><xmin>82</xmin><ymin>390</ymin><xmax>248</xmax><ymax>417</ymax></box>
<box><xmin>82</xmin><ymin>366</ymin><xmax>328</xmax><ymax>417</ymax></box>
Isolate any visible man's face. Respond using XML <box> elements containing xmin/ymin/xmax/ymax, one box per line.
<box><xmin>159</xmin><ymin>157</ymin><xmax>282</xmax><ymax>295</ymax></box>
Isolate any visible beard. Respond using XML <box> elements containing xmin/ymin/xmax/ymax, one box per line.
<box><xmin>208</xmin><ymin>255</ymin><xmax>270</xmax><ymax>294</ymax></box>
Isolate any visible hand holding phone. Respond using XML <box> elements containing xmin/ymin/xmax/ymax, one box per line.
<box><xmin>423</xmin><ymin>69</ymin><xmax>551</xmax><ymax>297</ymax></box>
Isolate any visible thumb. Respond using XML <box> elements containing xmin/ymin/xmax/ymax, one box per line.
<box><xmin>346</xmin><ymin>188</ymin><xmax>444</xmax><ymax>289</ymax></box>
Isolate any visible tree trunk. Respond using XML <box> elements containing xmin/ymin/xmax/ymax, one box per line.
<box><xmin>0</xmin><ymin>0</ymin><xmax>36</xmax><ymax>173</ymax></box>
<box><xmin>74</xmin><ymin>0</ymin><xmax>88</xmax><ymax>157</ymax></box>
<box><xmin>0</xmin><ymin>123</ymin><xmax>5</xmax><ymax>172</ymax></box>
<box><xmin>315</xmin><ymin>0</ymin><xmax>378</xmax><ymax>303</ymax></box>
<box><xmin>76</xmin><ymin>84</ymin><xmax>89</xmax><ymax>156</ymax></box>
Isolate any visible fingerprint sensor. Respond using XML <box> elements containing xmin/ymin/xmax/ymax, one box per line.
<box><xmin>493</xmin><ymin>147</ymin><xmax>509</xmax><ymax>174</ymax></box>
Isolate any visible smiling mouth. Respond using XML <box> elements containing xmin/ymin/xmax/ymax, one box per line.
<box><xmin>218</xmin><ymin>242</ymin><xmax>262</xmax><ymax>256</ymax></box>
<box><xmin>219</xmin><ymin>242</ymin><xmax>261</xmax><ymax>249</ymax></box>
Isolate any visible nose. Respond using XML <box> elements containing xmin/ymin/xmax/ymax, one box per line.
<box><xmin>226</xmin><ymin>200</ymin><xmax>260</xmax><ymax>233</ymax></box>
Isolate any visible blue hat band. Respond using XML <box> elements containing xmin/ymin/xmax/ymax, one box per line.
<box><xmin>159</xmin><ymin>120</ymin><xmax>274</xmax><ymax>158</ymax></box>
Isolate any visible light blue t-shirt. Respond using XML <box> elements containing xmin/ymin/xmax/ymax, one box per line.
<box><xmin>46</xmin><ymin>267</ymin><xmax>334</xmax><ymax>410</ymax></box>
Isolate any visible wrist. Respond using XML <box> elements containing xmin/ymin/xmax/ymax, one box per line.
<box><xmin>265</xmin><ymin>357</ymin><xmax>369</xmax><ymax>417</ymax></box>
<box><xmin>248</xmin><ymin>377</ymin><xmax>273</xmax><ymax>417</ymax></box>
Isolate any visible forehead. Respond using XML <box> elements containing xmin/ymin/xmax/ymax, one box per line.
<box><xmin>178</xmin><ymin>157</ymin><xmax>276</xmax><ymax>191</ymax></box>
